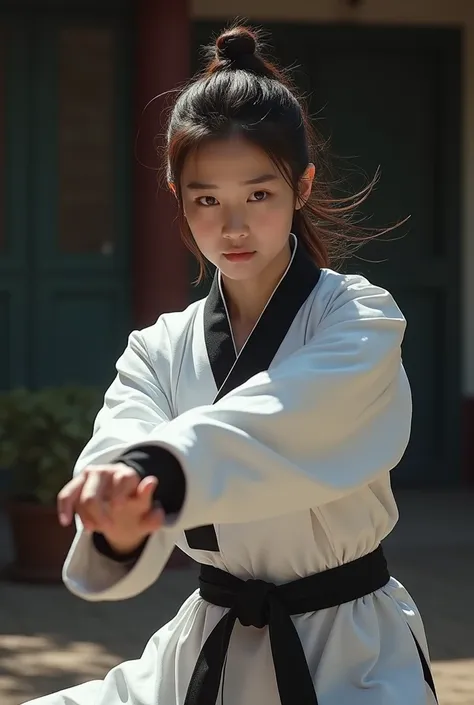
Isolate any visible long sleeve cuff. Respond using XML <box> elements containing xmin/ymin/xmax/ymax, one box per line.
<box><xmin>117</xmin><ymin>445</ymin><xmax>186</xmax><ymax>514</ymax></box>
<box><xmin>92</xmin><ymin>444</ymin><xmax>186</xmax><ymax>563</ymax></box>
<box><xmin>92</xmin><ymin>532</ymin><xmax>149</xmax><ymax>564</ymax></box>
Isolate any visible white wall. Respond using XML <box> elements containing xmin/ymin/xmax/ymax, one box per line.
<box><xmin>192</xmin><ymin>0</ymin><xmax>474</xmax><ymax>396</ymax></box>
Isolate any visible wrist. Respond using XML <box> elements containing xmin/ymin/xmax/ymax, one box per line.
<box><xmin>93</xmin><ymin>532</ymin><xmax>149</xmax><ymax>563</ymax></box>
<box><xmin>106</xmin><ymin>536</ymin><xmax>148</xmax><ymax>555</ymax></box>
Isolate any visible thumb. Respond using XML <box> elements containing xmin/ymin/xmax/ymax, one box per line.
<box><xmin>136</xmin><ymin>476</ymin><xmax>158</xmax><ymax>508</ymax></box>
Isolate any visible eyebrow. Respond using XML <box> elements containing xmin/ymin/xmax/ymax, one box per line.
<box><xmin>185</xmin><ymin>174</ymin><xmax>278</xmax><ymax>189</ymax></box>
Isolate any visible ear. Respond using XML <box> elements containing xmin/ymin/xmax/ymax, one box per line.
<box><xmin>295</xmin><ymin>163</ymin><xmax>315</xmax><ymax>210</ymax></box>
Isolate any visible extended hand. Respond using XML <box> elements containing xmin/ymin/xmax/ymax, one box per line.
<box><xmin>57</xmin><ymin>464</ymin><xmax>164</xmax><ymax>554</ymax></box>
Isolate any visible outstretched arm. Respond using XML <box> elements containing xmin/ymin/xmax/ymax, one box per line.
<box><xmin>126</xmin><ymin>277</ymin><xmax>412</xmax><ymax>530</ymax></box>
<box><xmin>63</xmin><ymin>321</ymin><xmax>181</xmax><ymax>601</ymax></box>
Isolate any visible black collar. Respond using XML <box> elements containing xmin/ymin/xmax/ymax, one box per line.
<box><xmin>203</xmin><ymin>237</ymin><xmax>321</xmax><ymax>401</ymax></box>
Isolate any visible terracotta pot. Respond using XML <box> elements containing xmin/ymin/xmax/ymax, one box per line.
<box><xmin>1</xmin><ymin>500</ymin><xmax>193</xmax><ymax>582</ymax></box>
<box><xmin>2</xmin><ymin>501</ymin><xmax>75</xmax><ymax>583</ymax></box>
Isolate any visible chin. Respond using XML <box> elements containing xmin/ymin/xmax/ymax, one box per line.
<box><xmin>219</xmin><ymin>265</ymin><xmax>260</xmax><ymax>282</ymax></box>
<box><xmin>217</xmin><ymin>256</ymin><xmax>264</xmax><ymax>281</ymax></box>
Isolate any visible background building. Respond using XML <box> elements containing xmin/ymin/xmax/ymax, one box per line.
<box><xmin>0</xmin><ymin>0</ymin><xmax>472</xmax><ymax>488</ymax></box>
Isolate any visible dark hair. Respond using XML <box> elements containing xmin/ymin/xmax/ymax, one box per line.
<box><xmin>166</xmin><ymin>23</ymin><xmax>393</xmax><ymax>281</ymax></box>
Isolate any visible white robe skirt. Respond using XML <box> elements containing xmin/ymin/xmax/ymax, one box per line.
<box><xmin>26</xmin><ymin>239</ymin><xmax>438</xmax><ymax>705</ymax></box>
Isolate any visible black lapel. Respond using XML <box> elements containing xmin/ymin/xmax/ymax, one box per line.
<box><xmin>185</xmin><ymin>239</ymin><xmax>321</xmax><ymax>552</ymax></box>
<box><xmin>203</xmin><ymin>273</ymin><xmax>237</xmax><ymax>391</ymax></box>
<box><xmin>214</xmin><ymin>244</ymin><xmax>321</xmax><ymax>402</ymax></box>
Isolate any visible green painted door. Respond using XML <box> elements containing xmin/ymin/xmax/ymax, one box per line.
<box><xmin>193</xmin><ymin>24</ymin><xmax>461</xmax><ymax>487</ymax></box>
<box><xmin>0</xmin><ymin>13</ymin><xmax>131</xmax><ymax>391</ymax></box>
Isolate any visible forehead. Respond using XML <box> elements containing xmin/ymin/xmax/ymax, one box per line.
<box><xmin>181</xmin><ymin>136</ymin><xmax>280</xmax><ymax>184</ymax></box>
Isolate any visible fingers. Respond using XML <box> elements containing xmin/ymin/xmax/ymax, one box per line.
<box><xmin>58</xmin><ymin>464</ymin><xmax>142</xmax><ymax>528</ymax></box>
<box><xmin>110</xmin><ymin>466</ymin><xmax>143</xmax><ymax>507</ymax></box>
<box><xmin>57</xmin><ymin>474</ymin><xmax>87</xmax><ymax>526</ymax></box>
<box><xmin>137</xmin><ymin>478</ymin><xmax>165</xmax><ymax>534</ymax></box>
<box><xmin>137</xmin><ymin>475</ymin><xmax>158</xmax><ymax>497</ymax></box>
<box><xmin>79</xmin><ymin>471</ymin><xmax>113</xmax><ymax>532</ymax></box>
<box><xmin>57</xmin><ymin>464</ymin><xmax>161</xmax><ymax>541</ymax></box>
<box><xmin>79</xmin><ymin>507</ymin><xmax>100</xmax><ymax>533</ymax></box>
<box><xmin>135</xmin><ymin>476</ymin><xmax>158</xmax><ymax>510</ymax></box>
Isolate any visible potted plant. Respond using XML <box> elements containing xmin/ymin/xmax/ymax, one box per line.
<box><xmin>0</xmin><ymin>386</ymin><xmax>102</xmax><ymax>582</ymax></box>
<box><xmin>0</xmin><ymin>385</ymin><xmax>192</xmax><ymax>581</ymax></box>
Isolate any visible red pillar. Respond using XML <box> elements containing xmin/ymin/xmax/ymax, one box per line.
<box><xmin>133</xmin><ymin>0</ymin><xmax>190</xmax><ymax>329</ymax></box>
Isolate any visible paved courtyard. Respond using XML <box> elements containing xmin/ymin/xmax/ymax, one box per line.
<box><xmin>0</xmin><ymin>490</ymin><xmax>472</xmax><ymax>704</ymax></box>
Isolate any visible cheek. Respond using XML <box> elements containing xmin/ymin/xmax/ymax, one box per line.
<box><xmin>250</xmin><ymin>199</ymin><xmax>294</xmax><ymax>230</ymax></box>
<box><xmin>184</xmin><ymin>204</ymin><xmax>221</xmax><ymax>250</ymax></box>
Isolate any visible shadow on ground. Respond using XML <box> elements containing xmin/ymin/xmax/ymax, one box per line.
<box><xmin>0</xmin><ymin>567</ymin><xmax>199</xmax><ymax>703</ymax></box>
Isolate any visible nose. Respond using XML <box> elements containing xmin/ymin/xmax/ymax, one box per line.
<box><xmin>222</xmin><ymin>207</ymin><xmax>249</xmax><ymax>239</ymax></box>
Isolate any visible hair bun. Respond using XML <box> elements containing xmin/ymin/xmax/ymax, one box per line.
<box><xmin>216</xmin><ymin>27</ymin><xmax>257</xmax><ymax>63</ymax></box>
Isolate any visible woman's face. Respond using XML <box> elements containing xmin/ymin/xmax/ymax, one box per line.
<box><xmin>179</xmin><ymin>135</ymin><xmax>314</xmax><ymax>283</ymax></box>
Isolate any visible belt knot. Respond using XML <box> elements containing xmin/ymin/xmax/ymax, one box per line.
<box><xmin>235</xmin><ymin>578</ymin><xmax>276</xmax><ymax>628</ymax></box>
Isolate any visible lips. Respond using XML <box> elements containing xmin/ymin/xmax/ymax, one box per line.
<box><xmin>223</xmin><ymin>251</ymin><xmax>256</xmax><ymax>262</ymax></box>
<box><xmin>223</xmin><ymin>250</ymin><xmax>254</xmax><ymax>255</ymax></box>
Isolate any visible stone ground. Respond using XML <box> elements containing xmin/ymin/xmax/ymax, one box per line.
<box><xmin>0</xmin><ymin>490</ymin><xmax>472</xmax><ymax>704</ymax></box>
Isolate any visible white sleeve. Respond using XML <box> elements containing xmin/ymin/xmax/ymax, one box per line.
<box><xmin>138</xmin><ymin>277</ymin><xmax>412</xmax><ymax>529</ymax></box>
<box><xmin>63</xmin><ymin>323</ymin><xmax>179</xmax><ymax>602</ymax></box>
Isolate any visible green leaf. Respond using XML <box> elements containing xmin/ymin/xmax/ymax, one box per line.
<box><xmin>0</xmin><ymin>385</ymin><xmax>103</xmax><ymax>505</ymax></box>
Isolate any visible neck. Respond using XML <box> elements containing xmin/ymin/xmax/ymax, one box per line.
<box><xmin>221</xmin><ymin>241</ymin><xmax>292</xmax><ymax>326</ymax></box>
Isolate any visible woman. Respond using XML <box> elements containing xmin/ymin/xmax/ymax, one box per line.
<box><xmin>29</xmin><ymin>24</ymin><xmax>437</xmax><ymax>705</ymax></box>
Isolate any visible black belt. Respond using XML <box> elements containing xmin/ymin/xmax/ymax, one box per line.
<box><xmin>183</xmin><ymin>546</ymin><xmax>390</xmax><ymax>705</ymax></box>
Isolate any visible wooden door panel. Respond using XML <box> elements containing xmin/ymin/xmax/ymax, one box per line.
<box><xmin>33</xmin><ymin>276</ymin><xmax>128</xmax><ymax>388</ymax></box>
<box><xmin>30</xmin><ymin>19</ymin><xmax>132</xmax><ymax>388</ymax></box>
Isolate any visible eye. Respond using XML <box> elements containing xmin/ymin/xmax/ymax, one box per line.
<box><xmin>196</xmin><ymin>196</ymin><xmax>219</xmax><ymax>207</ymax></box>
<box><xmin>249</xmin><ymin>191</ymin><xmax>269</xmax><ymax>202</ymax></box>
